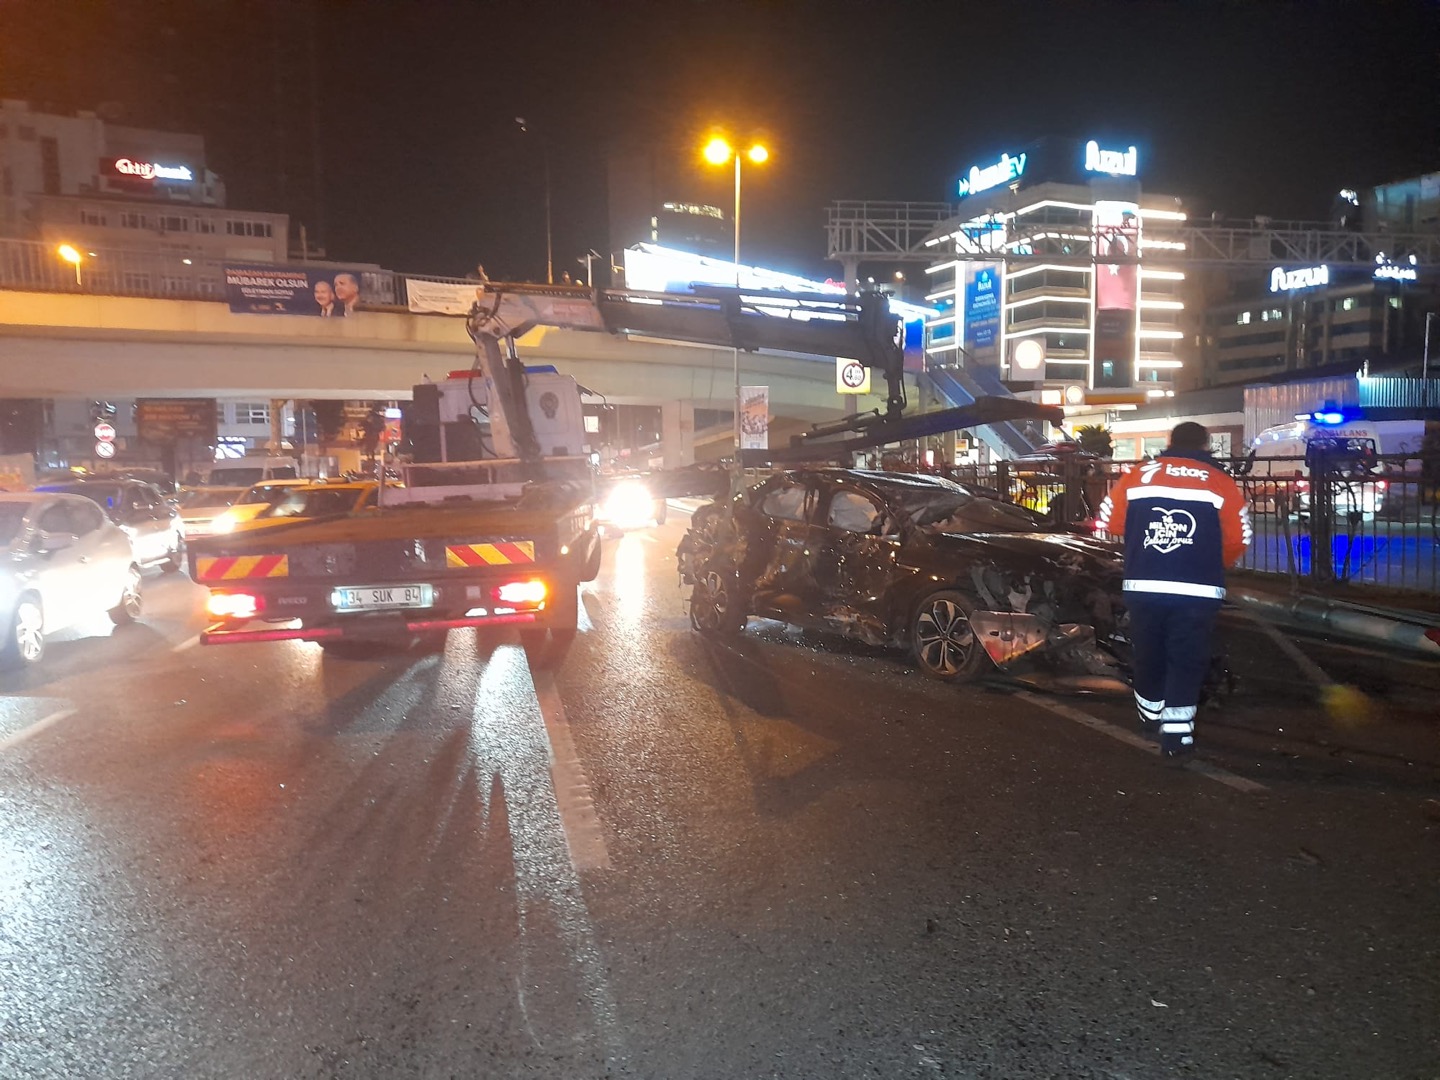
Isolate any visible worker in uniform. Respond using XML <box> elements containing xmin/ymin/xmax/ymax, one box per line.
<box><xmin>1096</xmin><ymin>423</ymin><xmax>1252</xmax><ymax>761</ymax></box>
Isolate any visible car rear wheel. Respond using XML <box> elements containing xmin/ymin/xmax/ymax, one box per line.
<box><xmin>911</xmin><ymin>590</ymin><xmax>982</xmax><ymax>682</ymax></box>
<box><xmin>108</xmin><ymin>567</ymin><xmax>143</xmax><ymax>625</ymax></box>
<box><xmin>2</xmin><ymin>596</ymin><xmax>45</xmax><ymax>668</ymax></box>
<box><xmin>579</xmin><ymin>533</ymin><xmax>602</xmax><ymax>583</ymax></box>
<box><xmin>690</xmin><ymin>564</ymin><xmax>745</xmax><ymax>637</ymax></box>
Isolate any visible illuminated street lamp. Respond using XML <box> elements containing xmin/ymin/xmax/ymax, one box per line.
<box><xmin>56</xmin><ymin>243</ymin><xmax>83</xmax><ymax>286</ymax></box>
<box><xmin>702</xmin><ymin>135</ymin><xmax>770</xmax><ymax>459</ymax></box>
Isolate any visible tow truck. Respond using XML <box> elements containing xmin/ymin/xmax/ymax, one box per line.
<box><xmin>189</xmin><ymin>281</ymin><xmax>1061</xmax><ymax>660</ymax></box>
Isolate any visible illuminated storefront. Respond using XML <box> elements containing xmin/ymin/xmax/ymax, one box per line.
<box><xmin>922</xmin><ymin>136</ymin><xmax>1188</xmax><ymax>411</ymax></box>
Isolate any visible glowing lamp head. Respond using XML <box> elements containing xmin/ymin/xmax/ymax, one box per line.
<box><xmin>747</xmin><ymin>144</ymin><xmax>769</xmax><ymax>165</ymax></box>
<box><xmin>56</xmin><ymin>244</ymin><xmax>82</xmax><ymax>266</ymax></box>
<box><xmin>703</xmin><ymin>137</ymin><xmax>733</xmax><ymax>166</ymax></box>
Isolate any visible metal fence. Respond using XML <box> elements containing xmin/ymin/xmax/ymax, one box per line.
<box><xmin>937</xmin><ymin>453</ymin><xmax>1440</xmax><ymax>595</ymax></box>
<box><xmin>0</xmin><ymin>236</ymin><xmax>449</xmax><ymax>310</ymax></box>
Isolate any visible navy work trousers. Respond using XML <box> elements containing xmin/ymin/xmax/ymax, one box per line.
<box><xmin>1125</xmin><ymin>591</ymin><xmax>1222</xmax><ymax>751</ymax></box>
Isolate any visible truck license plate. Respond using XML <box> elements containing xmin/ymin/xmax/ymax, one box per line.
<box><xmin>332</xmin><ymin>584</ymin><xmax>434</xmax><ymax>611</ymax></box>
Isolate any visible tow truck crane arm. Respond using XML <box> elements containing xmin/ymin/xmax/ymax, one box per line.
<box><xmin>463</xmin><ymin>281</ymin><xmax>1058</xmax><ymax>468</ymax></box>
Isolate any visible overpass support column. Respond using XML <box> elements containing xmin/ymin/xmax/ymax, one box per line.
<box><xmin>661</xmin><ymin>400</ymin><xmax>695</xmax><ymax>469</ymax></box>
<box><xmin>269</xmin><ymin>399</ymin><xmax>289</xmax><ymax>452</ymax></box>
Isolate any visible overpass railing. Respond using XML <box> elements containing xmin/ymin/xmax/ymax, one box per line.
<box><xmin>0</xmin><ymin>237</ymin><xmax>447</xmax><ymax>310</ymax></box>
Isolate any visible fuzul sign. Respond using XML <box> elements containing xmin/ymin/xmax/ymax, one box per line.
<box><xmin>1084</xmin><ymin>141</ymin><xmax>1138</xmax><ymax>177</ymax></box>
<box><xmin>1269</xmin><ymin>265</ymin><xmax>1330</xmax><ymax>292</ymax></box>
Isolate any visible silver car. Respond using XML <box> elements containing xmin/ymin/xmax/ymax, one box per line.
<box><xmin>0</xmin><ymin>492</ymin><xmax>142</xmax><ymax>667</ymax></box>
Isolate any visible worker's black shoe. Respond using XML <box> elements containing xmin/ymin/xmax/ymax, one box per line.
<box><xmin>1161</xmin><ymin>733</ymin><xmax>1195</xmax><ymax>765</ymax></box>
<box><xmin>1138</xmin><ymin>715</ymin><xmax>1160</xmax><ymax>737</ymax></box>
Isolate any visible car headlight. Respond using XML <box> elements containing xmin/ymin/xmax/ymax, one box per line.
<box><xmin>601</xmin><ymin>482</ymin><xmax>656</xmax><ymax>528</ymax></box>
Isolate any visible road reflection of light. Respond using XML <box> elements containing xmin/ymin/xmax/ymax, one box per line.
<box><xmin>611</xmin><ymin>533</ymin><xmax>649</xmax><ymax>625</ymax></box>
<box><xmin>464</xmin><ymin>643</ymin><xmax>624</xmax><ymax>1061</ymax></box>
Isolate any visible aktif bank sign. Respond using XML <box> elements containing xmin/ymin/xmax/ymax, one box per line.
<box><xmin>109</xmin><ymin>158</ymin><xmax>194</xmax><ymax>182</ymax></box>
<box><xmin>1270</xmin><ymin>265</ymin><xmax>1329</xmax><ymax>292</ymax></box>
<box><xmin>957</xmin><ymin>152</ymin><xmax>1027</xmax><ymax>198</ymax></box>
<box><xmin>1084</xmin><ymin>141</ymin><xmax>1138</xmax><ymax>177</ymax></box>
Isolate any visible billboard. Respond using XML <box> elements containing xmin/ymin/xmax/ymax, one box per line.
<box><xmin>739</xmin><ymin>386</ymin><xmax>769</xmax><ymax>450</ymax></box>
<box><xmin>136</xmin><ymin>398</ymin><xmax>218</xmax><ymax>443</ymax></box>
<box><xmin>225</xmin><ymin>266</ymin><xmax>365</xmax><ymax>316</ymax></box>
<box><xmin>406</xmin><ymin>278</ymin><xmax>487</xmax><ymax>316</ymax></box>
<box><xmin>1092</xmin><ymin>201</ymin><xmax>1139</xmax><ymax>388</ymax></box>
<box><xmin>962</xmin><ymin>262</ymin><xmax>1002</xmax><ymax>368</ymax></box>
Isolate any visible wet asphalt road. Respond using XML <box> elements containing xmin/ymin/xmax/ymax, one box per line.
<box><xmin>1</xmin><ymin>510</ymin><xmax>1437</xmax><ymax>1080</ymax></box>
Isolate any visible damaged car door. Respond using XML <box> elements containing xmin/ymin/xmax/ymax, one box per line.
<box><xmin>745</xmin><ymin>476</ymin><xmax>825</xmax><ymax>624</ymax></box>
<box><xmin>809</xmin><ymin>485</ymin><xmax>908</xmax><ymax>645</ymax></box>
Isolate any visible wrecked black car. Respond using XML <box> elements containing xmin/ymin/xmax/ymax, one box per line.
<box><xmin>677</xmin><ymin>469</ymin><xmax>1130</xmax><ymax>685</ymax></box>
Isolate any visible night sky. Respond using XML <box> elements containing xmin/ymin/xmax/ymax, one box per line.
<box><xmin>3</xmin><ymin>0</ymin><xmax>1436</xmax><ymax>282</ymax></box>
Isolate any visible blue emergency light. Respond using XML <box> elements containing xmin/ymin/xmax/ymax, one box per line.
<box><xmin>1294</xmin><ymin>403</ymin><xmax>1349</xmax><ymax>426</ymax></box>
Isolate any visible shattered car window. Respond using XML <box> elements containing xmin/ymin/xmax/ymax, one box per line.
<box><xmin>828</xmin><ymin>491</ymin><xmax>882</xmax><ymax>533</ymax></box>
<box><xmin>759</xmin><ymin>485</ymin><xmax>810</xmax><ymax>522</ymax></box>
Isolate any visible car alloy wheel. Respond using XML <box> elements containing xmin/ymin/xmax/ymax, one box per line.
<box><xmin>690</xmin><ymin>564</ymin><xmax>744</xmax><ymax>636</ymax></box>
<box><xmin>12</xmin><ymin>599</ymin><xmax>45</xmax><ymax>666</ymax></box>
<box><xmin>110</xmin><ymin>567</ymin><xmax>143</xmax><ymax>625</ymax></box>
<box><xmin>912</xmin><ymin>590</ymin><xmax>980</xmax><ymax>681</ymax></box>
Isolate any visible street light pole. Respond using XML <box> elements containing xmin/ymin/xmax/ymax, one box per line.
<box><xmin>1425</xmin><ymin>310</ymin><xmax>1434</xmax><ymax>383</ymax></box>
<box><xmin>732</xmin><ymin>151</ymin><xmax>742</xmax><ymax>460</ymax></box>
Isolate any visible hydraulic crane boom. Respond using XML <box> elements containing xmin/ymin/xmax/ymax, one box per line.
<box><xmin>462</xmin><ymin>281</ymin><xmax>1058</xmax><ymax>469</ymax></box>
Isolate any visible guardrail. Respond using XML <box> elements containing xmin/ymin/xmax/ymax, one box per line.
<box><xmin>936</xmin><ymin>454</ymin><xmax>1439</xmax><ymax>595</ymax></box>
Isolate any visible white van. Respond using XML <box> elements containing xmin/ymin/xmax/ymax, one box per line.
<box><xmin>1243</xmin><ymin>419</ymin><xmax>1412</xmax><ymax>518</ymax></box>
<box><xmin>203</xmin><ymin>456</ymin><xmax>302</xmax><ymax>488</ymax></box>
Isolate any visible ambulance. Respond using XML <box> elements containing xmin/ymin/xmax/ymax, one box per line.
<box><xmin>1243</xmin><ymin>412</ymin><xmax>1424</xmax><ymax>519</ymax></box>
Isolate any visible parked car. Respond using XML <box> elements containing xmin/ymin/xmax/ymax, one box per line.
<box><xmin>0</xmin><ymin>492</ymin><xmax>142</xmax><ymax>667</ymax></box>
<box><xmin>33</xmin><ymin>478</ymin><xmax>184</xmax><ymax>572</ymax></box>
<box><xmin>677</xmin><ymin>469</ymin><xmax>1128</xmax><ymax>683</ymax></box>
<box><xmin>176</xmin><ymin>486</ymin><xmax>247</xmax><ymax>539</ymax></box>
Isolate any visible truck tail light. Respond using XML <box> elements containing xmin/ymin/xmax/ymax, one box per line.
<box><xmin>207</xmin><ymin>591</ymin><xmax>263</xmax><ymax>620</ymax></box>
<box><xmin>1376</xmin><ymin>479</ymin><xmax>1388</xmax><ymax>491</ymax></box>
<box><xmin>493</xmin><ymin>579</ymin><xmax>547</xmax><ymax>606</ymax></box>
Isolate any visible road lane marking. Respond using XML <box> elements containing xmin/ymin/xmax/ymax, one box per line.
<box><xmin>0</xmin><ymin>708</ymin><xmax>77</xmax><ymax>754</ymax></box>
<box><xmin>171</xmin><ymin>634</ymin><xmax>200</xmax><ymax>652</ymax></box>
<box><xmin>530</xmin><ymin>667</ymin><xmax>612</xmax><ymax>871</ymax></box>
<box><xmin>1014</xmin><ymin>691</ymin><xmax>1267</xmax><ymax>794</ymax></box>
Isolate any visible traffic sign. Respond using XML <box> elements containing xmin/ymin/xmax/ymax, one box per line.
<box><xmin>837</xmin><ymin>358</ymin><xmax>871</xmax><ymax>395</ymax></box>
<box><xmin>94</xmin><ymin>440</ymin><xmax>116</xmax><ymax>459</ymax></box>
<box><xmin>94</xmin><ymin>421</ymin><xmax>116</xmax><ymax>441</ymax></box>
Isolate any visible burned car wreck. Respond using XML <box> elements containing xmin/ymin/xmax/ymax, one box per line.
<box><xmin>677</xmin><ymin>469</ymin><xmax>1131</xmax><ymax>686</ymax></box>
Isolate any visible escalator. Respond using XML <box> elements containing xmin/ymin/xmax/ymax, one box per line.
<box><xmin>926</xmin><ymin>364</ymin><xmax>1048</xmax><ymax>458</ymax></box>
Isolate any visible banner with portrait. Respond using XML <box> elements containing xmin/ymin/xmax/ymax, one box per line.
<box><xmin>739</xmin><ymin>386</ymin><xmax>769</xmax><ymax>450</ymax></box>
<box><xmin>224</xmin><ymin>265</ymin><xmax>365</xmax><ymax>316</ymax></box>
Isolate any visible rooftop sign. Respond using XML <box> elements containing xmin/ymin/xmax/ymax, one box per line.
<box><xmin>1373</xmin><ymin>253</ymin><xmax>1418</xmax><ymax>282</ymax></box>
<box><xmin>1084</xmin><ymin>141</ymin><xmax>1138</xmax><ymax>177</ymax></box>
<box><xmin>1269</xmin><ymin>265</ymin><xmax>1329</xmax><ymax>292</ymax></box>
<box><xmin>957</xmin><ymin>152</ymin><xmax>1026</xmax><ymax>198</ymax></box>
<box><xmin>107</xmin><ymin>158</ymin><xmax>194</xmax><ymax>182</ymax></box>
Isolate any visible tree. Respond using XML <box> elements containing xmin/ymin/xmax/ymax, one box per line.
<box><xmin>307</xmin><ymin>400</ymin><xmax>347</xmax><ymax>460</ymax></box>
<box><xmin>1075</xmin><ymin>424</ymin><xmax>1114</xmax><ymax>459</ymax></box>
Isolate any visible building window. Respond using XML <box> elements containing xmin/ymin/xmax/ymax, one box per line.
<box><xmin>1260</xmin><ymin>308</ymin><xmax>1283</xmax><ymax>322</ymax></box>
<box><xmin>237</xmin><ymin>402</ymin><xmax>270</xmax><ymax>425</ymax></box>
<box><xmin>122</xmin><ymin>271</ymin><xmax>152</xmax><ymax>292</ymax></box>
<box><xmin>215</xmin><ymin>403</ymin><xmax>227</xmax><ymax>425</ymax></box>
<box><xmin>195</xmin><ymin>218</ymin><xmax>215</xmax><ymax>234</ymax></box>
<box><xmin>1388</xmin><ymin>296</ymin><xmax>1401</xmax><ymax>309</ymax></box>
<box><xmin>1339</xmin><ymin>296</ymin><xmax>1358</xmax><ymax>312</ymax></box>
<box><xmin>1236</xmin><ymin>311</ymin><xmax>1252</xmax><ymax>325</ymax></box>
<box><xmin>160</xmin><ymin>215</ymin><xmax>190</xmax><ymax>233</ymax></box>
<box><xmin>80</xmin><ymin>208</ymin><xmax>106</xmax><ymax>226</ymax></box>
<box><xmin>161</xmin><ymin>276</ymin><xmax>187</xmax><ymax>295</ymax></box>
<box><xmin>39</xmin><ymin>136</ymin><xmax>60</xmax><ymax>195</ymax></box>
<box><xmin>120</xmin><ymin>212</ymin><xmax>151</xmax><ymax>229</ymax></box>
<box><xmin>226</xmin><ymin>220</ymin><xmax>273</xmax><ymax>238</ymax></box>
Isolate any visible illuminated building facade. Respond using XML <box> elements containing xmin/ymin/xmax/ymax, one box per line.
<box><xmin>923</xmin><ymin>137</ymin><xmax>1188</xmax><ymax>410</ymax></box>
